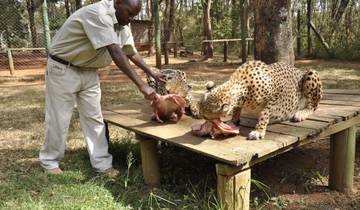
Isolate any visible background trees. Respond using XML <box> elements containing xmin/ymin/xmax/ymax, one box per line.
<box><xmin>0</xmin><ymin>0</ymin><xmax>359</xmax><ymax>61</ymax></box>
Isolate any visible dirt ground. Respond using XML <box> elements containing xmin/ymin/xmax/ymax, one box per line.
<box><xmin>0</xmin><ymin>54</ymin><xmax>359</xmax><ymax>209</ymax></box>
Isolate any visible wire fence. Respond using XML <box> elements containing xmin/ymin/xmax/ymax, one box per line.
<box><xmin>0</xmin><ymin>0</ymin><xmax>151</xmax><ymax>75</ymax></box>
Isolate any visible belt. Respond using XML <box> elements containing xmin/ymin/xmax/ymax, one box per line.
<box><xmin>49</xmin><ymin>54</ymin><xmax>78</xmax><ymax>68</ymax></box>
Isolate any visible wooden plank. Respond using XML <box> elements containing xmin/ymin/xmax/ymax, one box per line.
<box><xmin>202</xmin><ymin>38</ymin><xmax>253</xmax><ymax>43</ymax></box>
<box><xmin>218</xmin><ymin>126</ymin><xmax>298</xmax><ymax>159</ymax></box>
<box><xmin>104</xmin><ymin>110</ymin><xmax>248</xmax><ymax>165</ymax></box>
<box><xmin>322</xmin><ymin>94</ymin><xmax>360</xmax><ymax>102</ymax></box>
<box><xmin>138</xmin><ymin>135</ymin><xmax>160</xmax><ymax>187</ymax></box>
<box><xmin>317</xmin><ymin>115</ymin><xmax>360</xmax><ymax>139</ymax></box>
<box><xmin>233</xmin><ymin>169</ymin><xmax>251</xmax><ymax>210</ymax></box>
<box><xmin>217</xmin><ymin>171</ymin><xmax>235</xmax><ymax>209</ymax></box>
<box><xmin>280</xmin><ymin>120</ymin><xmax>330</xmax><ymax>131</ymax></box>
<box><xmin>320</xmin><ymin>100</ymin><xmax>360</xmax><ymax>107</ymax></box>
<box><xmin>307</xmin><ymin>115</ymin><xmax>339</xmax><ymax>124</ymax></box>
<box><xmin>237</xmin><ymin>117</ymin><xmax>316</xmax><ymax>140</ymax></box>
<box><xmin>315</xmin><ymin>104</ymin><xmax>360</xmax><ymax>119</ymax></box>
<box><xmin>103</xmin><ymin>100</ymin><xmax>359</xmax><ymax>167</ymax></box>
<box><xmin>103</xmin><ymin>108</ymin><xmax>299</xmax><ymax>166</ymax></box>
<box><xmin>266</xmin><ymin>124</ymin><xmax>317</xmax><ymax>140</ymax></box>
<box><xmin>324</xmin><ymin>89</ymin><xmax>360</xmax><ymax>95</ymax></box>
<box><xmin>329</xmin><ymin>126</ymin><xmax>356</xmax><ymax>193</ymax></box>
<box><xmin>317</xmin><ymin>104</ymin><xmax>360</xmax><ymax>113</ymax></box>
<box><xmin>311</xmin><ymin>114</ymin><xmax>344</xmax><ymax>123</ymax></box>
<box><xmin>216</xmin><ymin>164</ymin><xmax>251</xmax><ymax>210</ymax></box>
<box><xmin>235</xmin><ymin>116</ymin><xmax>359</xmax><ymax>172</ymax></box>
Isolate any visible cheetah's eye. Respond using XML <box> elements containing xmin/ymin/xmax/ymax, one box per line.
<box><xmin>221</xmin><ymin>104</ymin><xmax>230</xmax><ymax>112</ymax></box>
<box><xmin>206</xmin><ymin>81</ymin><xmax>216</xmax><ymax>91</ymax></box>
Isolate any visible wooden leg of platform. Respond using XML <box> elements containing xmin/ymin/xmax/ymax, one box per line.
<box><xmin>104</xmin><ymin>121</ymin><xmax>110</xmax><ymax>143</ymax></box>
<box><xmin>137</xmin><ymin>134</ymin><xmax>160</xmax><ymax>187</ymax></box>
<box><xmin>329</xmin><ymin>126</ymin><xmax>356</xmax><ymax>193</ymax></box>
<box><xmin>216</xmin><ymin>164</ymin><xmax>251</xmax><ymax>210</ymax></box>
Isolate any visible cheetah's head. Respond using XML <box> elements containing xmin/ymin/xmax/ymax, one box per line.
<box><xmin>198</xmin><ymin>81</ymin><xmax>232</xmax><ymax>120</ymax></box>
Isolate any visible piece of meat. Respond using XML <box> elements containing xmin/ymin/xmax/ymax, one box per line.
<box><xmin>191</xmin><ymin>119</ymin><xmax>239</xmax><ymax>138</ymax></box>
<box><xmin>151</xmin><ymin>94</ymin><xmax>186</xmax><ymax>123</ymax></box>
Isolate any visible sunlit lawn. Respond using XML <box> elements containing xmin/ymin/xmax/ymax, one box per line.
<box><xmin>0</xmin><ymin>60</ymin><xmax>359</xmax><ymax>209</ymax></box>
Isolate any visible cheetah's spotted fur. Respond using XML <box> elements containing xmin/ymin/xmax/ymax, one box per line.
<box><xmin>198</xmin><ymin>60</ymin><xmax>322</xmax><ymax>140</ymax></box>
<box><xmin>146</xmin><ymin>68</ymin><xmax>198</xmax><ymax>116</ymax></box>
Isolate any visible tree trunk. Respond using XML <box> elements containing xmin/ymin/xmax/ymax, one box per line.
<box><xmin>163</xmin><ymin>0</ymin><xmax>171</xmax><ymax>64</ymax></box>
<box><xmin>231</xmin><ymin>0</ymin><xmax>240</xmax><ymax>38</ymax></box>
<box><xmin>307</xmin><ymin>0</ymin><xmax>312</xmax><ymax>56</ymax></box>
<box><xmin>202</xmin><ymin>0</ymin><xmax>213</xmax><ymax>59</ymax></box>
<box><xmin>75</xmin><ymin>0</ymin><xmax>82</xmax><ymax>10</ymax></box>
<box><xmin>240</xmin><ymin>0</ymin><xmax>249</xmax><ymax>62</ymax></box>
<box><xmin>254</xmin><ymin>0</ymin><xmax>294</xmax><ymax>65</ymax></box>
<box><xmin>178</xmin><ymin>0</ymin><xmax>185</xmax><ymax>47</ymax></box>
<box><xmin>65</xmin><ymin>0</ymin><xmax>70</xmax><ymax>17</ymax></box>
<box><xmin>330</xmin><ymin>0</ymin><xmax>350</xmax><ymax>35</ymax></box>
<box><xmin>26</xmin><ymin>0</ymin><xmax>38</xmax><ymax>48</ymax></box>
<box><xmin>153</xmin><ymin>0</ymin><xmax>161</xmax><ymax>68</ymax></box>
<box><xmin>148</xmin><ymin>0</ymin><xmax>155</xmax><ymax>55</ymax></box>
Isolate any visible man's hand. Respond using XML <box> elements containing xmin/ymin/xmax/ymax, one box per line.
<box><xmin>152</xmin><ymin>72</ymin><xmax>167</xmax><ymax>84</ymax></box>
<box><xmin>140</xmin><ymin>85</ymin><xmax>158</xmax><ymax>101</ymax></box>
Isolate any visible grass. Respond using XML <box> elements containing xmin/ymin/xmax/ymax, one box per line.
<box><xmin>0</xmin><ymin>83</ymin><xmax>224</xmax><ymax>209</ymax></box>
<box><xmin>0</xmin><ymin>60</ymin><xmax>359</xmax><ymax>209</ymax></box>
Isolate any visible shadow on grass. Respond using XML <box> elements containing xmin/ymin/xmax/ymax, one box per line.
<box><xmin>0</xmin><ymin>129</ymin><xmax>359</xmax><ymax>209</ymax></box>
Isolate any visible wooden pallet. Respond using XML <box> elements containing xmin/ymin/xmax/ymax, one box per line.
<box><xmin>103</xmin><ymin>89</ymin><xmax>360</xmax><ymax>210</ymax></box>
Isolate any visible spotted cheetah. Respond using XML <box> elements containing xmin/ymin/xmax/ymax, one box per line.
<box><xmin>198</xmin><ymin>60</ymin><xmax>322</xmax><ymax>140</ymax></box>
<box><xmin>146</xmin><ymin>68</ymin><xmax>200</xmax><ymax>117</ymax></box>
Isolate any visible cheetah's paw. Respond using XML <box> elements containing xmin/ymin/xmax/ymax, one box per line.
<box><xmin>248</xmin><ymin>130</ymin><xmax>265</xmax><ymax>140</ymax></box>
<box><xmin>292</xmin><ymin>110</ymin><xmax>311</xmax><ymax>122</ymax></box>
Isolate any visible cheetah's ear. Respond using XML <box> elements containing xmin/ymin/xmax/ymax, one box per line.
<box><xmin>206</xmin><ymin>81</ymin><xmax>216</xmax><ymax>91</ymax></box>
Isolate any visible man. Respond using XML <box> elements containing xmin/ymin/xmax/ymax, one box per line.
<box><xmin>39</xmin><ymin>0</ymin><xmax>164</xmax><ymax>175</ymax></box>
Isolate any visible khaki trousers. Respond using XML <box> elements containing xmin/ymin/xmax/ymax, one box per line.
<box><xmin>39</xmin><ymin>58</ymin><xmax>112</xmax><ymax>171</ymax></box>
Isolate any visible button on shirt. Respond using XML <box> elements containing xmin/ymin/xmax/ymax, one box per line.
<box><xmin>49</xmin><ymin>0</ymin><xmax>138</xmax><ymax>68</ymax></box>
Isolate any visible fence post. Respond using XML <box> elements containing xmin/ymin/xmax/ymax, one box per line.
<box><xmin>297</xmin><ymin>10</ymin><xmax>301</xmax><ymax>57</ymax></box>
<box><xmin>174</xmin><ymin>42</ymin><xmax>177</xmax><ymax>58</ymax></box>
<box><xmin>223</xmin><ymin>41</ymin><xmax>228</xmax><ymax>62</ymax></box>
<box><xmin>7</xmin><ymin>49</ymin><xmax>15</xmax><ymax>75</ymax></box>
<box><xmin>153</xmin><ymin>0</ymin><xmax>161</xmax><ymax>69</ymax></box>
<box><xmin>42</xmin><ymin>0</ymin><xmax>51</xmax><ymax>52</ymax></box>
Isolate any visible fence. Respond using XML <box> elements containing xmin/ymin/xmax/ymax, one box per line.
<box><xmin>0</xmin><ymin>0</ymin><xmax>151</xmax><ymax>75</ymax></box>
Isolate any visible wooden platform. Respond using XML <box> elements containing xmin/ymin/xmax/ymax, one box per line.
<box><xmin>103</xmin><ymin>89</ymin><xmax>360</xmax><ymax>210</ymax></box>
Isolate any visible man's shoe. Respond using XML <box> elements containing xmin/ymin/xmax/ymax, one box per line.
<box><xmin>44</xmin><ymin>168</ymin><xmax>63</xmax><ymax>175</ymax></box>
<box><xmin>98</xmin><ymin>167</ymin><xmax>120</xmax><ymax>178</ymax></box>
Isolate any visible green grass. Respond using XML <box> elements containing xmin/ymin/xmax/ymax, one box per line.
<box><xmin>0</xmin><ymin>83</ymin><xmax>224</xmax><ymax>210</ymax></box>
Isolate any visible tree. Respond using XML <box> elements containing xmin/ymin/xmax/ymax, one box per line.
<box><xmin>330</xmin><ymin>0</ymin><xmax>350</xmax><ymax>35</ymax></box>
<box><xmin>254</xmin><ymin>0</ymin><xmax>294</xmax><ymax>65</ymax></box>
<box><xmin>65</xmin><ymin>0</ymin><xmax>70</xmax><ymax>17</ymax></box>
<box><xmin>163</xmin><ymin>0</ymin><xmax>175</xmax><ymax>64</ymax></box>
<box><xmin>26</xmin><ymin>0</ymin><xmax>41</xmax><ymax>48</ymax></box>
<box><xmin>202</xmin><ymin>0</ymin><xmax>213</xmax><ymax>59</ymax></box>
<box><xmin>240</xmin><ymin>0</ymin><xmax>250</xmax><ymax>62</ymax></box>
<box><xmin>0</xmin><ymin>0</ymin><xmax>27</xmax><ymax>48</ymax></box>
<box><xmin>75</xmin><ymin>0</ymin><xmax>82</xmax><ymax>10</ymax></box>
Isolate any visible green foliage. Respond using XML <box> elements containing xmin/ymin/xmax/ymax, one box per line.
<box><xmin>212</xmin><ymin>16</ymin><xmax>232</xmax><ymax>39</ymax></box>
<box><xmin>293</xmin><ymin>0</ymin><xmax>360</xmax><ymax>60</ymax></box>
<box><xmin>0</xmin><ymin>0</ymin><xmax>28</xmax><ymax>48</ymax></box>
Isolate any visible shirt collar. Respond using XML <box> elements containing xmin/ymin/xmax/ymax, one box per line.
<box><xmin>104</xmin><ymin>0</ymin><xmax>118</xmax><ymax>24</ymax></box>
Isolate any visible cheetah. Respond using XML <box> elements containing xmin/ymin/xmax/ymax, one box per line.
<box><xmin>198</xmin><ymin>60</ymin><xmax>322</xmax><ymax>140</ymax></box>
<box><xmin>146</xmin><ymin>68</ymin><xmax>200</xmax><ymax>117</ymax></box>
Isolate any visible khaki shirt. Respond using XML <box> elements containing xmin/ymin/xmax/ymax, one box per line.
<box><xmin>49</xmin><ymin>0</ymin><xmax>137</xmax><ymax>68</ymax></box>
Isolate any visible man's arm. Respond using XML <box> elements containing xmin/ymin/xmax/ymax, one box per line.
<box><xmin>106</xmin><ymin>44</ymin><xmax>156</xmax><ymax>100</ymax></box>
<box><xmin>128</xmin><ymin>53</ymin><xmax>166</xmax><ymax>83</ymax></box>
